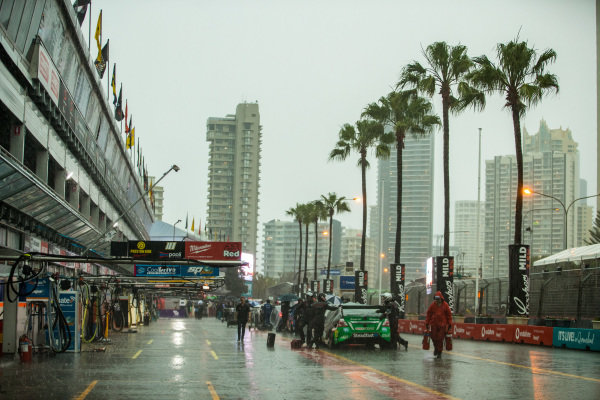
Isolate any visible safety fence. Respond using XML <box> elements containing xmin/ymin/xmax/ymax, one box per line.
<box><xmin>404</xmin><ymin>265</ymin><xmax>600</xmax><ymax>321</ymax></box>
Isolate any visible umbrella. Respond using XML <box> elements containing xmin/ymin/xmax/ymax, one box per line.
<box><xmin>279</xmin><ymin>293</ymin><xmax>299</xmax><ymax>302</ymax></box>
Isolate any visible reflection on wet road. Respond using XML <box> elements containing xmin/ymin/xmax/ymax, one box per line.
<box><xmin>0</xmin><ymin>318</ymin><xmax>598</xmax><ymax>399</ymax></box>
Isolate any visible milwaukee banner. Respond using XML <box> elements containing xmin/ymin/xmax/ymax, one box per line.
<box><xmin>435</xmin><ymin>256</ymin><xmax>454</xmax><ymax>312</ymax></box>
<box><xmin>185</xmin><ymin>242</ymin><xmax>242</xmax><ymax>261</ymax></box>
<box><xmin>390</xmin><ymin>263</ymin><xmax>406</xmax><ymax>315</ymax></box>
<box><xmin>508</xmin><ymin>244</ymin><xmax>530</xmax><ymax>316</ymax></box>
<box><xmin>355</xmin><ymin>270</ymin><xmax>368</xmax><ymax>304</ymax></box>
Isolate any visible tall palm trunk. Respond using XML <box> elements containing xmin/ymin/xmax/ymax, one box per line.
<box><xmin>313</xmin><ymin>219</ymin><xmax>319</xmax><ymax>281</ymax></box>
<box><xmin>297</xmin><ymin>221</ymin><xmax>303</xmax><ymax>293</ymax></box>
<box><xmin>326</xmin><ymin>212</ymin><xmax>333</xmax><ymax>279</ymax></box>
<box><xmin>442</xmin><ymin>90</ymin><xmax>451</xmax><ymax>256</ymax></box>
<box><xmin>360</xmin><ymin>153</ymin><xmax>368</xmax><ymax>271</ymax></box>
<box><xmin>303</xmin><ymin>222</ymin><xmax>309</xmax><ymax>284</ymax></box>
<box><xmin>511</xmin><ymin>105</ymin><xmax>524</xmax><ymax>245</ymax></box>
<box><xmin>394</xmin><ymin>132</ymin><xmax>405</xmax><ymax>264</ymax></box>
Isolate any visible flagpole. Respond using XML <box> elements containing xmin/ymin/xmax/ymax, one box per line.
<box><xmin>88</xmin><ymin>1</ymin><xmax>91</xmax><ymax>51</ymax></box>
<box><xmin>107</xmin><ymin>60</ymin><xmax>110</xmax><ymax>102</ymax></box>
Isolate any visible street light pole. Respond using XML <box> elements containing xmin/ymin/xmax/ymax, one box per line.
<box><xmin>524</xmin><ymin>188</ymin><xmax>600</xmax><ymax>250</ymax></box>
<box><xmin>173</xmin><ymin>219</ymin><xmax>182</xmax><ymax>240</ymax></box>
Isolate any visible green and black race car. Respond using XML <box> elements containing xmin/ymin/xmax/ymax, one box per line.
<box><xmin>323</xmin><ymin>303</ymin><xmax>392</xmax><ymax>349</ymax></box>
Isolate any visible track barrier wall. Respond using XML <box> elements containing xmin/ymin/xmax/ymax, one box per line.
<box><xmin>398</xmin><ymin>320</ymin><xmax>599</xmax><ymax>351</ymax></box>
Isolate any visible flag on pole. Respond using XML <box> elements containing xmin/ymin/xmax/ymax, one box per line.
<box><xmin>111</xmin><ymin>64</ymin><xmax>117</xmax><ymax>105</ymax></box>
<box><xmin>73</xmin><ymin>0</ymin><xmax>90</xmax><ymax>26</ymax></box>
<box><xmin>114</xmin><ymin>84</ymin><xmax>124</xmax><ymax>121</ymax></box>
<box><xmin>127</xmin><ymin>126</ymin><xmax>135</xmax><ymax>149</ymax></box>
<box><xmin>185</xmin><ymin>213</ymin><xmax>188</xmax><ymax>229</ymax></box>
<box><xmin>191</xmin><ymin>218</ymin><xmax>195</xmax><ymax>233</ymax></box>
<box><xmin>95</xmin><ymin>40</ymin><xmax>109</xmax><ymax>78</ymax></box>
<box><xmin>124</xmin><ymin>101</ymin><xmax>129</xmax><ymax>133</ymax></box>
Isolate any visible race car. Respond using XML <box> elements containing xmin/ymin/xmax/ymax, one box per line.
<box><xmin>323</xmin><ymin>303</ymin><xmax>392</xmax><ymax>349</ymax></box>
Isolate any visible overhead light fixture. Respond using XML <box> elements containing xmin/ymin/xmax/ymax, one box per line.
<box><xmin>66</xmin><ymin>171</ymin><xmax>74</xmax><ymax>180</ymax></box>
<box><xmin>112</xmin><ymin>222</ymin><xmax>119</xmax><ymax>228</ymax></box>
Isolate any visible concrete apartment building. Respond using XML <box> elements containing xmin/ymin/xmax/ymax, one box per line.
<box><xmin>484</xmin><ymin>121</ymin><xmax>591</xmax><ymax>278</ymax></box>
<box><xmin>206</xmin><ymin>103</ymin><xmax>261</xmax><ymax>256</ymax></box>
<box><xmin>374</xmin><ymin>134</ymin><xmax>435</xmax><ymax>282</ymax></box>
<box><xmin>262</xmin><ymin>219</ymin><xmax>341</xmax><ymax>279</ymax></box>
<box><xmin>453</xmin><ymin>200</ymin><xmax>485</xmax><ymax>278</ymax></box>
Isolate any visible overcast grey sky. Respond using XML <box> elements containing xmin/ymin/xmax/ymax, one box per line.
<box><xmin>94</xmin><ymin>0</ymin><xmax>596</xmax><ymax>259</ymax></box>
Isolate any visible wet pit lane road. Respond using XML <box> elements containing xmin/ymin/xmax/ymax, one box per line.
<box><xmin>0</xmin><ymin>318</ymin><xmax>598</xmax><ymax>399</ymax></box>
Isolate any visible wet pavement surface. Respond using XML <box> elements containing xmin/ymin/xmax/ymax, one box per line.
<box><xmin>1</xmin><ymin>318</ymin><xmax>599</xmax><ymax>399</ymax></box>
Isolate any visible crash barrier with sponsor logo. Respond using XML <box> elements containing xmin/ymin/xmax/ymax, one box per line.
<box><xmin>553</xmin><ymin>328</ymin><xmax>600</xmax><ymax>351</ymax></box>
<box><xmin>396</xmin><ymin>320</ymin><xmax>587</xmax><ymax>349</ymax></box>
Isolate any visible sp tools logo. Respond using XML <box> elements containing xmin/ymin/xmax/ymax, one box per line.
<box><xmin>137</xmin><ymin>242</ymin><xmax>146</xmax><ymax>250</ymax></box>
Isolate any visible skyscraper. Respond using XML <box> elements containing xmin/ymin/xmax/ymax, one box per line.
<box><xmin>206</xmin><ymin>103</ymin><xmax>261</xmax><ymax>256</ymax></box>
<box><xmin>453</xmin><ymin>200</ymin><xmax>485</xmax><ymax>278</ymax></box>
<box><xmin>374</xmin><ymin>134</ymin><xmax>435</xmax><ymax>282</ymax></box>
<box><xmin>484</xmin><ymin>120</ymin><xmax>586</xmax><ymax>278</ymax></box>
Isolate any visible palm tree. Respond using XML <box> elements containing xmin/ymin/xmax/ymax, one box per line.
<box><xmin>315</xmin><ymin>193</ymin><xmax>351</xmax><ymax>280</ymax></box>
<box><xmin>466</xmin><ymin>38</ymin><xmax>558</xmax><ymax>244</ymax></box>
<box><xmin>311</xmin><ymin>200</ymin><xmax>328</xmax><ymax>282</ymax></box>
<box><xmin>363</xmin><ymin>90</ymin><xmax>440</xmax><ymax>265</ymax></box>
<box><xmin>286</xmin><ymin>204</ymin><xmax>304</xmax><ymax>294</ymax></box>
<box><xmin>329</xmin><ymin>119</ymin><xmax>394</xmax><ymax>271</ymax></box>
<box><xmin>399</xmin><ymin>42</ymin><xmax>476</xmax><ymax>256</ymax></box>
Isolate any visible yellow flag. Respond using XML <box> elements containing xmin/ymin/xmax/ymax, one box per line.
<box><xmin>191</xmin><ymin>218</ymin><xmax>195</xmax><ymax>232</ymax></box>
<box><xmin>95</xmin><ymin>11</ymin><xmax>102</xmax><ymax>61</ymax></box>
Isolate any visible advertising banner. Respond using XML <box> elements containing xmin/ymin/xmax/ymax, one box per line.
<box><xmin>390</xmin><ymin>263</ymin><xmax>405</xmax><ymax>314</ymax></box>
<box><xmin>57</xmin><ymin>291</ymin><xmax>80</xmax><ymax>352</ymax></box>
<box><xmin>34</xmin><ymin>44</ymin><xmax>60</xmax><ymax>106</ymax></box>
<box><xmin>322</xmin><ymin>279</ymin><xmax>334</xmax><ymax>294</ymax></box>
<box><xmin>340</xmin><ymin>276</ymin><xmax>355</xmax><ymax>290</ymax></box>
<box><xmin>553</xmin><ymin>328</ymin><xmax>599</xmax><ymax>351</ymax></box>
<box><xmin>310</xmin><ymin>280</ymin><xmax>320</xmax><ymax>294</ymax></box>
<box><xmin>185</xmin><ymin>241</ymin><xmax>242</xmax><ymax>261</ymax></box>
<box><xmin>128</xmin><ymin>241</ymin><xmax>185</xmax><ymax>261</ymax></box>
<box><xmin>435</xmin><ymin>256</ymin><xmax>454</xmax><ymax>311</ymax></box>
<box><xmin>354</xmin><ymin>270</ymin><xmax>368</xmax><ymax>304</ymax></box>
<box><xmin>508</xmin><ymin>244</ymin><xmax>530</xmax><ymax>316</ymax></box>
<box><xmin>134</xmin><ymin>265</ymin><xmax>219</xmax><ymax>277</ymax></box>
<box><xmin>320</xmin><ymin>269</ymin><xmax>341</xmax><ymax>275</ymax></box>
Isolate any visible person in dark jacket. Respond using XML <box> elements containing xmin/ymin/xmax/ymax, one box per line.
<box><xmin>276</xmin><ymin>300</ymin><xmax>291</xmax><ymax>332</ymax></box>
<box><xmin>304</xmin><ymin>292</ymin><xmax>316</xmax><ymax>347</ymax></box>
<box><xmin>309</xmin><ymin>293</ymin><xmax>338</xmax><ymax>349</ymax></box>
<box><xmin>236</xmin><ymin>297</ymin><xmax>251</xmax><ymax>342</ymax></box>
<box><xmin>294</xmin><ymin>298</ymin><xmax>307</xmax><ymax>343</ymax></box>
<box><xmin>379</xmin><ymin>293</ymin><xmax>408</xmax><ymax>350</ymax></box>
<box><xmin>425</xmin><ymin>291</ymin><xmax>453</xmax><ymax>358</ymax></box>
<box><xmin>261</xmin><ymin>299</ymin><xmax>273</xmax><ymax>329</ymax></box>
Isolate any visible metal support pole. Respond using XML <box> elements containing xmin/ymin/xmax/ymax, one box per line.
<box><xmin>378</xmin><ymin>179</ymin><xmax>384</xmax><ymax>304</ymax></box>
<box><xmin>475</xmin><ymin>128</ymin><xmax>481</xmax><ymax>319</ymax></box>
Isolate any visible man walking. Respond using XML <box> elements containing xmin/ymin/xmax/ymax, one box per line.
<box><xmin>236</xmin><ymin>297</ymin><xmax>251</xmax><ymax>342</ymax></box>
<box><xmin>425</xmin><ymin>291</ymin><xmax>452</xmax><ymax>358</ymax></box>
<box><xmin>380</xmin><ymin>293</ymin><xmax>408</xmax><ymax>350</ymax></box>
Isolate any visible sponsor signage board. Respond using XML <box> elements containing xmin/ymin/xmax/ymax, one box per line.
<box><xmin>340</xmin><ymin>275</ymin><xmax>355</xmax><ymax>290</ymax></box>
<box><xmin>390</xmin><ymin>263</ymin><xmax>406</xmax><ymax>315</ymax></box>
<box><xmin>128</xmin><ymin>241</ymin><xmax>185</xmax><ymax>260</ymax></box>
<box><xmin>354</xmin><ymin>270</ymin><xmax>368</xmax><ymax>304</ymax></box>
<box><xmin>436</xmin><ymin>256</ymin><xmax>454</xmax><ymax>311</ymax></box>
<box><xmin>508</xmin><ymin>244</ymin><xmax>530</xmax><ymax>316</ymax></box>
<box><xmin>553</xmin><ymin>328</ymin><xmax>600</xmax><ymax>351</ymax></box>
<box><xmin>185</xmin><ymin>241</ymin><xmax>242</xmax><ymax>261</ymax></box>
<box><xmin>320</xmin><ymin>269</ymin><xmax>341</xmax><ymax>276</ymax></box>
<box><xmin>34</xmin><ymin>44</ymin><xmax>60</xmax><ymax>106</ymax></box>
<box><xmin>310</xmin><ymin>280</ymin><xmax>320</xmax><ymax>294</ymax></box>
<box><xmin>322</xmin><ymin>279</ymin><xmax>334</xmax><ymax>294</ymax></box>
<box><xmin>134</xmin><ymin>265</ymin><xmax>219</xmax><ymax>277</ymax></box>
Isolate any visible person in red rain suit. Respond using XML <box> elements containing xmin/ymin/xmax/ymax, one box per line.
<box><xmin>425</xmin><ymin>291</ymin><xmax>452</xmax><ymax>359</ymax></box>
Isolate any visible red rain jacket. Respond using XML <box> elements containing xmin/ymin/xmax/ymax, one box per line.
<box><xmin>425</xmin><ymin>291</ymin><xmax>453</xmax><ymax>329</ymax></box>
